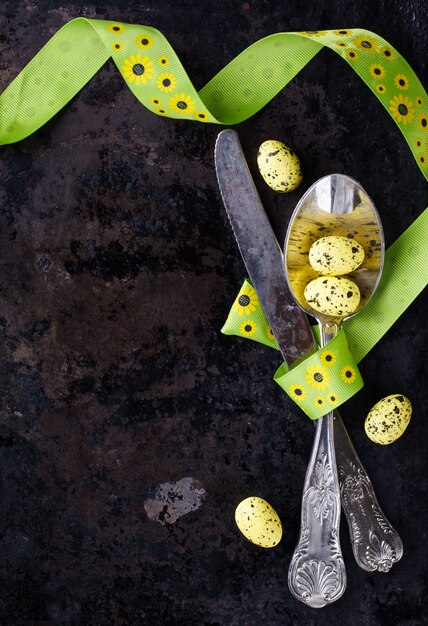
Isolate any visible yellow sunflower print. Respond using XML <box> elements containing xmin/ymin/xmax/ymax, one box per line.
<box><xmin>369</xmin><ymin>63</ymin><xmax>385</xmax><ymax>79</ymax></box>
<box><xmin>157</xmin><ymin>107</ymin><xmax>168</xmax><ymax>116</ymax></box>
<box><xmin>157</xmin><ymin>72</ymin><xmax>177</xmax><ymax>93</ymax></box>
<box><xmin>354</xmin><ymin>35</ymin><xmax>378</xmax><ymax>52</ymax></box>
<box><xmin>389</xmin><ymin>95</ymin><xmax>415</xmax><ymax>125</ymax></box>
<box><xmin>320</xmin><ymin>350</ymin><xmax>336</xmax><ymax>367</ymax></box>
<box><xmin>111</xmin><ymin>42</ymin><xmax>123</xmax><ymax>53</ymax></box>
<box><xmin>334</xmin><ymin>29</ymin><xmax>353</xmax><ymax>36</ymax></box>
<box><xmin>341</xmin><ymin>365</ymin><xmax>356</xmax><ymax>384</ymax></box>
<box><xmin>327</xmin><ymin>393</ymin><xmax>339</xmax><ymax>406</ymax></box>
<box><xmin>379</xmin><ymin>46</ymin><xmax>395</xmax><ymax>62</ymax></box>
<box><xmin>376</xmin><ymin>84</ymin><xmax>387</xmax><ymax>95</ymax></box>
<box><xmin>418</xmin><ymin>154</ymin><xmax>426</xmax><ymax>166</ymax></box>
<box><xmin>108</xmin><ymin>23</ymin><xmax>125</xmax><ymax>34</ymax></box>
<box><xmin>193</xmin><ymin>111</ymin><xmax>210</xmax><ymax>121</ymax></box>
<box><xmin>345</xmin><ymin>49</ymin><xmax>359</xmax><ymax>62</ymax></box>
<box><xmin>336</xmin><ymin>41</ymin><xmax>348</xmax><ymax>48</ymax></box>
<box><xmin>289</xmin><ymin>384</ymin><xmax>307</xmax><ymax>402</ymax></box>
<box><xmin>266</xmin><ymin>326</ymin><xmax>276</xmax><ymax>342</ymax></box>
<box><xmin>150</xmin><ymin>97</ymin><xmax>162</xmax><ymax>106</ymax></box>
<box><xmin>122</xmin><ymin>54</ymin><xmax>154</xmax><ymax>85</ymax></box>
<box><xmin>136</xmin><ymin>34</ymin><xmax>154</xmax><ymax>49</ymax></box>
<box><xmin>158</xmin><ymin>56</ymin><xmax>169</xmax><ymax>66</ymax></box>
<box><xmin>416</xmin><ymin>97</ymin><xmax>423</xmax><ymax>106</ymax></box>
<box><xmin>305</xmin><ymin>365</ymin><xmax>330</xmax><ymax>391</ymax></box>
<box><xmin>169</xmin><ymin>93</ymin><xmax>196</xmax><ymax>115</ymax></box>
<box><xmin>314</xmin><ymin>396</ymin><xmax>325</xmax><ymax>409</ymax></box>
<box><xmin>394</xmin><ymin>74</ymin><xmax>409</xmax><ymax>90</ymax></box>
<box><xmin>301</xmin><ymin>30</ymin><xmax>328</xmax><ymax>37</ymax></box>
<box><xmin>233</xmin><ymin>285</ymin><xmax>259</xmax><ymax>316</ymax></box>
<box><xmin>240</xmin><ymin>320</ymin><xmax>257</xmax><ymax>337</ymax></box>
<box><xmin>418</xmin><ymin>113</ymin><xmax>428</xmax><ymax>131</ymax></box>
<box><xmin>416</xmin><ymin>138</ymin><xmax>423</xmax><ymax>149</ymax></box>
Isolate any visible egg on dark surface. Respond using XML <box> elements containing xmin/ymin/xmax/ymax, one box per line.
<box><xmin>235</xmin><ymin>497</ymin><xmax>282</xmax><ymax>548</ymax></box>
<box><xmin>365</xmin><ymin>394</ymin><xmax>412</xmax><ymax>444</ymax></box>
<box><xmin>257</xmin><ymin>140</ymin><xmax>303</xmax><ymax>192</ymax></box>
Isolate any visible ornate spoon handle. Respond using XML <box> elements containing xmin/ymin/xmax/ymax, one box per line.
<box><xmin>288</xmin><ymin>323</ymin><xmax>346</xmax><ymax>608</ymax></box>
<box><xmin>333</xmin><ymin>411</ymin><xmax>403</xmax><ymax>571</ymax></box>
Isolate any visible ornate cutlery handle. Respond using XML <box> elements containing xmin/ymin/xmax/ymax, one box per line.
<box><xmin>288</xmin><ymin>410</ymin><xmax>346</xmax><ymax>608</ymax></box>
<box><xmin>333</xmin><ymin>411</ymin><xmax>403</xmax><ymax>571</ymax></box>
<box><xmin>289</xmin><ymin>322</ymin><xmax>346</xmax><ymax>608</ymax></box>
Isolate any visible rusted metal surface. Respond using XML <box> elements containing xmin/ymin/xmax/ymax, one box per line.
<box><xmin>0</xmin><ymin>1</ymin><xmax>427</xmax><ymax>624</ymax></box>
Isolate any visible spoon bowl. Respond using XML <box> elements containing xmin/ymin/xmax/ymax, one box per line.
<box><xmin>285</xmin><ymin>173</ymin><xmax>384</xmax><ymax>325</ymax></box>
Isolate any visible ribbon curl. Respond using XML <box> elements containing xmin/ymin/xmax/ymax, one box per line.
<box><xmin>0</xmin><ymin>19</ymin><xmax>427</xmax><ymax>183</ymax></box>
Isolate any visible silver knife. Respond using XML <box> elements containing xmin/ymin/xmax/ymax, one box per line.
<box><xmin>214</xmin><ymin>129</ymin><xmax>403</xmax><ymax>575</ymax></box>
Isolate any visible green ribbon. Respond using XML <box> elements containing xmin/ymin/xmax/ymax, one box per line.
<box><xmin>1</xmin><ymin>20</ymin><xmax>427</xmax><ymax>182</ymax></box>
<box><xmin>273</xmin><ymin>329</ymin><xmax>364</xmax><ymax>420</ymax></box>
<box><xmin>223</xmin><ymin>206</ymin><xmax>428</xmax><ymax>417</ymax></box>
<box><xmin>1</xmin><ymin>19</ymin><xmax>427</xmax><ymax>417</ymax></box>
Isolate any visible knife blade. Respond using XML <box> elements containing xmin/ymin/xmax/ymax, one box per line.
<box><xmin>214</xmin><ymin>129</ymin><xmax>315</xmax><ymax>366</ymax></box>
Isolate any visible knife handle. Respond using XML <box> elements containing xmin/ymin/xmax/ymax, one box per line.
<box><xmin>333</xmin><ymin>410</ymin><xmax>403</xmax><ymax>571</ymax></box>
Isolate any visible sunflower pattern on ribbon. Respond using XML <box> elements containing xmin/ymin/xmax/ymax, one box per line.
<box><xmin>274</xmin><ymin>328</ymin><xmax>363</xmax><ymax>420</ymax></box>
<box><xmin>294</xmin><ymin>29</ymin><xmax>428</xmax><ymax>173</ymax></box>
<box><xmin>0</xmin><ymin>20</ymin><xmax>427</xmax><ymax>177</ymax></box>
<box><xmin>222</xmin><ymin>280</ymin><xmax>276</xmax><ymax>350</ymax></box>
<box><xmin>221</xmin><ymin>279</ymin><xmax>364</xmax><ymax>420</ymax></box>
<box><xmin>104</xmin><ymin>21</ymin><xmax>212</xmax><ymax>121</ymax></box>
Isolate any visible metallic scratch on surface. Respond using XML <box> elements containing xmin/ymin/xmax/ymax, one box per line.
<box><xmin>144</xmin><ymin>477</ymin><xmax>207</xmax><ymax>525</ymax></box>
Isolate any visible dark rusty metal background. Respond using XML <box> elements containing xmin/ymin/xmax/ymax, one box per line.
<box><xmin>0</xmin><ymin>1</ymin><xmax>427</xmax><ymax>624</ymax></box>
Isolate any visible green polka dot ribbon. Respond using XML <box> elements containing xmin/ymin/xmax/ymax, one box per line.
<box><xmin>0</xmin><ymin>20</ymin><xmax>427</xmax><ymax>418</ymax></box>
<box><xmin>0</xmin><ymin>20</ymin><xmax>427</xmax><ymax>180</ymax></box>
<box><xmin>223</xmin><ymin>203</ymin><xmax>428</xmax><ymax>419</ymax></box>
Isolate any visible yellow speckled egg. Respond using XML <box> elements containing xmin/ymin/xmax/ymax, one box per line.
<box><xmin>365</xmin><ymin>394</ymin><xmax>412</xmax><ymax>445</ymax></box>
<box><xmin>304</xmin><ymin>275</ymin><xmax>360</xmax><ymax>316</ymax></box>
<box><xmin>235</xmin><ymin>497</ymin><xmax>282</xmax><ymax>548</ymax></box>
<box><xmin>257</xmin><ymin>140</ymin><xmax>303</xmax><ymax>193</ymax></box>
<box><xmin>309</xmin><ymin>236</ymin><xmax>365</xmax><ymax>275</ymax></box>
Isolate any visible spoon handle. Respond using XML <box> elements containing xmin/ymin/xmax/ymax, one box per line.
<box><xmin>288</xmin><ymin>323</ymin><xmax>346</xmax><ymax>608</ymax></box>
<box><xmin>333</xmin><ymin>410</ymin><xmax>403</xmax><ymax>571</ymax></box>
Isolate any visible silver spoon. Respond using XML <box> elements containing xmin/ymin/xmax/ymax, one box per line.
<box><xmin>285</xmin><ymin>174</ymin><xmax>385</xmax><ymax>608</ymax></box>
